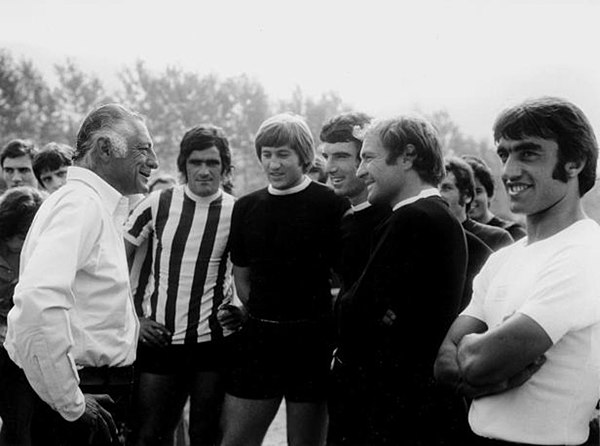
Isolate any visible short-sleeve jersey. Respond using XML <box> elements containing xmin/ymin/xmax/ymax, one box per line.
<box><xmin>462</xmin><ymin>219</ymin><xmax>600</xmax><ymax>445</ymax></box>
<box><xmin>124</xmin><ymin>185</ymin><xmax>235</xmax><ymax>344</ymax></box>
<box><xmin>229</xmin><ymin>181</ymin><xmax>348</xmax><ymax>322</ymax></box>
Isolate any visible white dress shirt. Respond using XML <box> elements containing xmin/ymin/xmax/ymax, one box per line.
<box><xmin>4</xmin><ymin>166</ymin><xmax>139</xmax><ymax>421</ymax></box>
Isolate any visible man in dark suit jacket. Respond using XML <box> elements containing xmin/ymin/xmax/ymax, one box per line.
<box><xmin>335</xmin><ymin>116</ymin><xmax>468</xmax><ymax>445</ymax></box>
<box><xmin>441</xmin><ymin>157</ymin><xmax>514</xmax><ymax>251</ymax></box>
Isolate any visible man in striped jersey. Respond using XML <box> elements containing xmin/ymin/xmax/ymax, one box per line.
<box><xmin>124</xmin><ymin>125</ymin><xmax>235</xmax><ymax>446</ymax></box>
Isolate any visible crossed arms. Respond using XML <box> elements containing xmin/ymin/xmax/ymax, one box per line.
<box><xmin>434</xmin><ymin>312</ymin><xmax>551</xmax><ymax>399</ymax></box>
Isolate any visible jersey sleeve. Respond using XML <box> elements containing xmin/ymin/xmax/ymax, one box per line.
<box><xmin>124</xmin><ymin>193</ymin><xmax>156</xmax><ymax>246</ymax></box>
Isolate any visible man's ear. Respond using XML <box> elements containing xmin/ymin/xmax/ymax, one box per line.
<box><xmin>400</xmin><ymin>144</ymin><xmax>417</xmax><ymax>168</ymax></box>
<box><xmin>96</xmin><ymin>136</ymin><xmax>113</xmax><ymax>162</ymax></box>
<box><xmin>564</xmin><ymin>159</ymin><xmax>585</xmax><ymax>179</ymax></box>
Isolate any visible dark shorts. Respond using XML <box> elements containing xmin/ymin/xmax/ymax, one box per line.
<box><xmin>225</xmin><ymin>317</ymin><xmax>332</xmax><ymax>402</ymax></box>
<box><xmin>135</xmin><ymin>339</ymin><xmax>226</xmax><ymax>375</ymax></box>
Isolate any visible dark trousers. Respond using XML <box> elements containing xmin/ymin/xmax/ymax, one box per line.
<box><xmin>0</xmin><ymin>347</ymin><xmax>133</xmax><ymax>446</ymax></box>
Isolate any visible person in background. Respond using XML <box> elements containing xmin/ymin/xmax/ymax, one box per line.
<box><xmin>1</xmin><ymin>139</ymin><xmax>38</xmax><ymax>189</ymax></box>
<box><xmin>32</xmin><ymin>142</ymin><xmax>74</xmax><ymax>193</ymax></box>
<box><xmin>0</xmin><ymin>186</ymin><xmax>45</xmax><ymax>445</ymax></box>
<box><xmin>220</xmin><ymin>113</ymin><xmax>348</xmax><ymax>446</ymax></box>
<box><xmin>441</xmin><ymin>157</ymin><xmax>514</xmax><ymax>251</ymax></box>
<box><xmin>463</xmin><ymin>155</ymin><xmax>526</xmax><ymax>240</ymax></box>
<box><xmin>308</xmin><ymin>153</ymin><xmax>328</xmax><ymax>184</ymax></box>
<box><xmin>435</xmin><ymin>97</ymin><xmax>600</xmax><ymax>446</ymax></box>
<box><xmin>3</xmin><ymin>103</ymin><xmax>158</xmax><ymax>446</ymax></box>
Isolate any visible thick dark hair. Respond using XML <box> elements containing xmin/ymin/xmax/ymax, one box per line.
<box><xmin>1</xmin><ymin>139</ymin><xmax>37</xmax><ymax>167</ymax></box>
<box><xmin>0</xmin><ymin>186</ymin><xmax>45</xmax><ymax>241</ymax></box>
<box><xmin>462</xmin><ymin>155</ymin><xmax>494</xmax><ymax>198</ymax></box>
<box><xmin>178</xmin><ymin>125</ymin><xmax>232</xmax><ymax>181</ymax></box>
<box><xmin>33</xmin><ymin>143</ymin><xmax>74</xmax><ymax>184</ymax></box>
<box><xmin>445</xmin><ymin>157</ymin><xmax>475</xmax><ymax>208</ymax></box>
<box><xmin>493</xmin><ymin>96</ymin><xmax>598</xmax><ymax>196</ymax></box>
<box><xmin>320</xmin><ymin>112</ymin><xmax>372</xmax><ymax>160</ymax></box>
<box><xmin>74</xmin><ymin>103</ymin><xmax>144</xmax><ymax>162</ymax></box>
<box><xmin>369</xmin><ymin>115</ymin><xmax>445</xmax><ymax>186</ymax></box>
<box><xmin>254</xmin><ymin>114</ymin><xmax>314</xmax><ymax>172</ymax></box>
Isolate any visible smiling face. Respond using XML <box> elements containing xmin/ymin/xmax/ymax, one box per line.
<box><xmin>186</xmin><ymin>147</ymin><xmax>223</xmax><ymax>197</ymax></box>
<box><xmin>497</xmin><ymin>136</ymin><xmax>570</xmax><ymax>217</ymax></box>
<box><xmin>469</xmin><ymin>177</ymin><xmax>490</xmax><ymax>222</ymax></box>
<box><xmin>322</xmin><ymin>141</ymin><xmax>366</xmax><ymax>204</ymax></box>
<box><xmin>108</xmin><ymin>119</ymin><xmax>157</xmax><ymax>195</ymax></box>
<box><xmin>357</xmin><ymin>133</ymin><xmax>405</xmax><ymax>207</ymax></box>
<box><xmin>260</xmin><ymin>145</ymin><xmax>305</xmax><ymax>190</ymax></box>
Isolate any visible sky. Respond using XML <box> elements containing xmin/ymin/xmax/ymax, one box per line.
<box><xmin>1</xmin><ymin>0</ymin><xmax>599</xmax><ymax>141</ymax></box>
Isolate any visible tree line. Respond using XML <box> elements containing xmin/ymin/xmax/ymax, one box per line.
<box><xmin>0</xmin><ymin>47</ymin><xmax>540</xmax><ymax>206</ymax></box>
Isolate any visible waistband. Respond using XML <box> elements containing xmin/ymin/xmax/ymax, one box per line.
<box><xmin>78</xmin><ymin>365</ymin><xmax>134</xmax><ymax>387</ymax></box>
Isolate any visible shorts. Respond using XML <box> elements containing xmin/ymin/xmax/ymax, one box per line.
<box><xmin>225</xmin><ymin>317</ymin><xmax>332</xmax><ymax>402</ymax></box>
<box><xmin>136</xmin><ymin>339</ymin><xmax>226</xmax><ymax>375</ymax></box>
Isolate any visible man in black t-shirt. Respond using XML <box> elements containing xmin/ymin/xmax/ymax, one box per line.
<box><xmin>220</xmin><ymin>113</ymin><xmax>348</xmax><ymax>446</ymax></box>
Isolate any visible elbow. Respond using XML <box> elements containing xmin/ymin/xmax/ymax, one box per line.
<box><xmin>457</xmin><ymin>346</ymin><xmax>495</xmax><ymax>386</ymax></box>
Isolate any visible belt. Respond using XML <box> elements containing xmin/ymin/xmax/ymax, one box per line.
<box><xmin>78</xmin><ymin>365</ymin><xmax>134</xmax><ymax>387</ymax></box>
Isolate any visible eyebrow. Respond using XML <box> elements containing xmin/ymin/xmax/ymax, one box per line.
<box><xmin>497</xmin><ymin>141</ymin><xmax>542</xmax><ymax>153</ymax></box>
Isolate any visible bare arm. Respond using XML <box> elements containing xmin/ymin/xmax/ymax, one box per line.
<box><xmin>457</xmin><ymin>312</ymin><xmax>551</xmax><ymax>387</ymax></box>
<box><xmin>233</xmin><ymin>265</ymin><xmax>251</xmax><ymax>307</ymax></box>
<box><xmin>434</xmin><ymin>315</ymin><xmax>487</xmax><ymax>391</ymax></box>
<box><xmin>217</xmin><ymin>265</ymin><xmax>250</xmax><ymax>331</ymax></box>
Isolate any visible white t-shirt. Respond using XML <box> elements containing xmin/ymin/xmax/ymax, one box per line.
<box><xmin>462</xmin><ymin>219</ymin><xmax>600</xmax><ymax>445</ymax></box>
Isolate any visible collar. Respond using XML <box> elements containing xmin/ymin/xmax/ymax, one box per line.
<box><xmin>268</xmin><ymin>176</ymin><xmax>312</xmax><ymax>196</ymax></box>
<box><xmin>392</xmin><ymin>187</ymin><xmax>441</xmax><ymax>212</ymax></box>
<box><xmin>184</xmin><ymin>185</ymin><xmax>223</xmax><ymax>203</ymax></box>
<box><xmin>351</xmin><ymin>201</ymin><xmax>372</xmax><ymax>213</ymax></box>
<box><xmin>67</xmin><ymin>166</ymin><xmax>128</xmax><ymax>219</ymax></box>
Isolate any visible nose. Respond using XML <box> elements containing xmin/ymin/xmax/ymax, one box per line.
<box><xmin>199</xmin><ymin>164</ymin><xmax>211</xmax><ymax>176</ymax></box>
<box><xmin>269</xmin><ymin>157</ymin><xmax>281</xmax><ymax>169</ymax></box>
<box><xmin>356</xmin><ymin>159</ymin><xmax>367</xmax><ymax>179</ymax></box>
<box><xmin>325</xmin><ymin>159</ymin><xmax>336</xmax><ymax>174</ymax></box>
<box><xmin>501</xmin><ymin>154</ymin><xmax>521</xmax><ymax>183</ymax></box>
<box><xmin>147</xmin><ymin>148</ymin><xmax>159</xmax><ymax>170</ymax></box>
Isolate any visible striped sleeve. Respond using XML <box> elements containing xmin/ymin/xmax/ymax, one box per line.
<box><xmin>124</xmin><ymin>193</ymin><xmax>156</xmax><ymax>246</ymax></box>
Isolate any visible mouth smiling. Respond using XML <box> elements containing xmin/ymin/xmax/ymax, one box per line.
<box><xmin>506</xmin><ymin>183</ymin><xmax>531</xmax><ymax>196</ymax></box>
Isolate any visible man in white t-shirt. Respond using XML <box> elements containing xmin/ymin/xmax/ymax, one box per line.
<box><xmin>434</xmin><ymin>96</ymin><xmax>600</xmax><ymax>446</ymax></box>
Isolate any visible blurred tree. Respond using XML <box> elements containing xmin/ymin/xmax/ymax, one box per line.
<box><xmin>53</xmin><ymin>59</ymin><xmax>112</xmax><ymax>145</ymax></box>
<box><xmin>118</xmin><ymin>62</ymin><xmax>271</xmax><ymax>195</ymax></box>
<box><xmin>0</xmin><ymin>49</ymin><xmax>60</xmax><ymax>145</ymax></box>
<box><xmin>278</xmin><ymin>86</ymin><xmax>350</xmax><ymax>143</ymax></box>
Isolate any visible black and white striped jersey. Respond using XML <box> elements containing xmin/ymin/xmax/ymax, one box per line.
<box><xmin>125</xmin><ymin>185</ymin><xmax>235</xmax><ymax>344</ymax></box>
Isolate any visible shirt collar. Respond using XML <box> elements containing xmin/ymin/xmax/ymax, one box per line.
<box><xmin>351</xmin><ymin>201</ymin><xmax>372</xmax><ymax>213</ymax></box>
<box><xmin>268</xmin><ymin>176</ymin><xmax>312</xmax><ymax>196</ymax></box>
<box><xmin>67</xmin><ymin>166</ymin><xmax>127</xmax><ymax>219</ymax></box>
<box><xmin>184</xmin><ymin>185</ymin><xmax>223</xmax><ymax>203</ymax></box>
<box><xmin>392</xmin><ymin>187</ymin><xmax>441</xmax><ymax>212</ymax></box>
